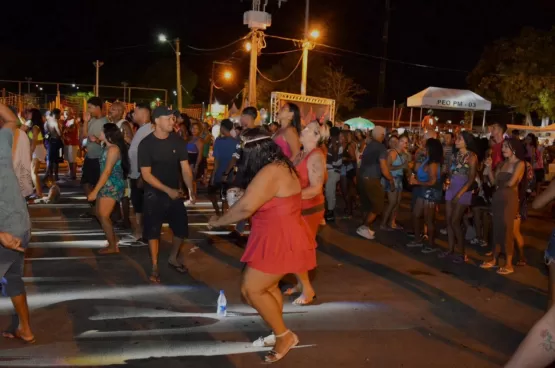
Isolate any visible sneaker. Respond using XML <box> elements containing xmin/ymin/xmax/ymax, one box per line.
<box><xmin>470</xmin><ymin>238</ymin><xmax>479</xmax><ymax>245</ymax></box>
<box><xmin>406</xmin><ymin>240</ymin><xmax>424</xmax><ymax>248</ymax></box>
<box><xmin>324</xmin><ymin>210</ymin><xmax>335</xmax><ymax>222</ymax></box>
<box><xmin>253</xmin><ymin>333</ymin><xmax>276</xmax><ymax>347</ymax></box>
<box><xmin>440</xmin><ymin>228</ymin><xmax>448</xmax><ymax>235</ymax></box>
<box><xmin>356</xmin><ymin>226</ymin><xmax>375</xmax><ymax>240</ymax></box>
<box><xmin>478</xmin><ymin>239</ymin><xmax>488</xmax><ymax>247</ymax></box>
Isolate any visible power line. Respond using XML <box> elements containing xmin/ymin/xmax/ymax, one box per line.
<box><xmin>257</xmin><ymin>53</ymin><xmax>304</xmax><ymax>83</ymax></box>
<box><xmin>261</xmin><ymin>49</ymin><xmax>302</xmax><ymax>55</ymax></box>
<box><xmin>316</xmin><ymin>43</ymin><xmax>470</xmax><ymax>73</ymax></box>
<box><xmin>264</xmin><ymin>33</ymin><xmax>470</xmax><ymax>73</ymax></box>
<box><xmin>185</xmin><ymin>34</ymin><xmax>250</xmax><ymax>52</ymax></box>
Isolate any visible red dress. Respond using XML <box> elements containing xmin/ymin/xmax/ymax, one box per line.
<box><xmin>241</xmin><ymin>193</ymin><xmax>317</xmax><ymax>274</ymax></box>
<box><xmin>296</xmin><ymin>148</ymin><xmax>325</xmax><ymax>238</ymax></box>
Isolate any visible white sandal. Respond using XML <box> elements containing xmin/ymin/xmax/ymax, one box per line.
<box><xmin>264</xmin><ymin>330</ymin><xmax>299</xmax><ymax>363</ymax></box>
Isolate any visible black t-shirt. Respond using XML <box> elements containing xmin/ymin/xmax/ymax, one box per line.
<box><xmin>138</xmin><ymin>132</ymin><xmax>189</xmax><ymax>193</ymax></box>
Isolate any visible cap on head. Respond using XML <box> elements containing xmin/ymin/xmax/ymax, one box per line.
<box><xmin>152</xmin><ymin>106</ymin><xmax>178</xmax><ymax>120</ymax></box>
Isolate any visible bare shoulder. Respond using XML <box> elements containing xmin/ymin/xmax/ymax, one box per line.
<box><xmin>107</xmin><ymin>145</ymin><xmax>120</xmax><ymax>156</ymax></box>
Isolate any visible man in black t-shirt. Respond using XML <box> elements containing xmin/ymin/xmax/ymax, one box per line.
<box><xmin>138</xmin><ymin>106</ymin><xmax>196</xmax><ymax>283</ymax></box>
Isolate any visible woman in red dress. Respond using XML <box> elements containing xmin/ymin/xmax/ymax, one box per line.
<box><xmin>208</xmin><ymin>127</ymin><xmax>315</xmax><ymax>364</ymax></box>
<box><xmin>284</xmin><ymin>121</ymin><xmax>328</xmax><ymax>305</ymax></box>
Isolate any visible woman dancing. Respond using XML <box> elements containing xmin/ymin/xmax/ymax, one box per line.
<box><xmin>87</xmin><ymin>123</ymin><xmax>130</xmax><ymax>254</ymax></box>
<box><xmin>208</xmin><ymin>127</ymin><xmax>315</xmax><ymax>363</ymax></box>
<box><xmin>284</xmin><ymin>121</ymin><xmax>328</xmax><ymax>305</ymax></box>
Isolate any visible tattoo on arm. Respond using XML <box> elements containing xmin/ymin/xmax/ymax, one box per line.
<box><xmin>540</xmin><ymin>329</ymin><xmax>555</xmax><ymax>352</ymax></box>
<box><xmin>309</xmin><ymin>157</ymin><xmax>324</xmax><ymax>186</ymax></box>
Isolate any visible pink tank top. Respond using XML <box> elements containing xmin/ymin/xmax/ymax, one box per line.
<box><xmin>274</xmin><ymin>135</ymin><xmax>292</xmax><ymax>158</ymax></box>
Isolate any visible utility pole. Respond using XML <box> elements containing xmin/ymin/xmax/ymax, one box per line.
<box><xmin>209</xmin><ymin>61</ymin><xmax>233</xmax><ymax>115</ymax></box>
<box><xmin>25</xmin><ymin>77</ymin><xmax>32</xmax><ymax>94</ymax></box>
<box><xmin>175</xmin><ymin>38</ymin><xmax>182</xmax><ymax>110</ymax></box>
<box><xmin>93</xmin><ymin>60</ymin><xmax>104</xmax><ymax>97</ymax></box>
<box><xmin>301</xmin><ymin>0</ymin><xmax>310</xmax><ymax>96</ymax></box>
<box><xmin>209</xmin><ymin>62</ymin><xmax>215</xmax><ymax>115</ymax></box>
<box><xmin>244</xmin><ymin>0</ymin><xmax>271</xmax><ymax>107</ymax></box>
<box><xmin>122</xmin><ymin>82</ymin><xmax>129</xmax><ymax>103</ymax></box>
<box><xmin>377</xmin><ymin>0</ymin><xmax>390</xmax><ymax>107</ymax></box>
<box><xmin>248</xmin><ymin>30</ymin><xmax>259</xmax><ymax>107</ymax></box>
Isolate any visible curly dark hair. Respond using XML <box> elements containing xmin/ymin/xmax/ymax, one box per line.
<box><xmin>460</xmin><ymin>131</ymin><xmax>480</xmax><ymax>158</ymax></box>
<box><xmin>426</xmin><ymin>138</ymin><xmax>444</xmax><ymax>164</ymax></box>
<box><xmin>103</xmin><ymin>123</ymin><xmax>130</xmax><ymax>179</ymax></box>
<box><xmin>236</xmin><ymin>127</ymin><xmax>298</xmax><ymax>189</ymax></box>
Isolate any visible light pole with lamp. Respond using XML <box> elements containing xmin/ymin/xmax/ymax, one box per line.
<box><xmin>158</xmin><ymin>34</ymin><xmax>182</xmax><ymax>110</ymax></box>
<box><xmin>300</xmin><ymin>0</ymin><xmax>320</xmax><ymax>96</ymax></box>
<box><xmin>209</xmin><ymin>61</ymin><xmax>233</xmax><ymax>116</ymax></box>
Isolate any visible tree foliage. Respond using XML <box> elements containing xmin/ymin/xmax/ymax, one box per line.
<box><xmin>469</xmin><ymin>27</ymin><xmax>555</xmax><ymax>119</ymax></box>
<box><xmin>316</xmin><ymin>65</ymin><xmax>367</xmax><ymax>119</ymax></box>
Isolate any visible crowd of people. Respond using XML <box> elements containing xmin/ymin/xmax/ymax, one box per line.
<box><xmin>1</xmin><ymin>97</ymin><xmax>555</xmax><ymax>365</ymax></box>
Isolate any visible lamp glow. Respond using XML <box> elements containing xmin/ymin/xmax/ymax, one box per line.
<box><xmin>223</xmin><ymin>71</ymin><xmax>232</xmax><ymax>80</ymax></box>
<box><xmin>310</xmin><ymin>29</ymin><xmax>320</xmax><ymax>39</ymax></box>
<box><xmin>244</xmin><ymin>42</ymin><xmax>252</xmax><ymax>52</ymax></box>
<box><xmin>158</xmin><ymin>34</ymin><xmax>168</xmax><ymax>43</ymax></box>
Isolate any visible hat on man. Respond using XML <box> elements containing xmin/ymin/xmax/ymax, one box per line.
<box><xmin>152</xmin><ymin>106</ymin><xmax>178</xmax><ymax>120</ymax></box>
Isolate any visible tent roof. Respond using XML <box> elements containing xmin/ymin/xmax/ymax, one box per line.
<box><xmin>407</xmin><ymin>87</ymin><xmax>491</xmax><ymax>111</ymax></box>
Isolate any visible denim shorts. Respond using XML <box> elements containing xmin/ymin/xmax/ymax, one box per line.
<box><xmin>381</xmin><ymin>176</ymin><xmax>403</xmax><ymax>192</ymax></box>
<box><xmin>0</xmin><ymin>231</ymin><xmax>30</xmax><ymax>297</ymax></box>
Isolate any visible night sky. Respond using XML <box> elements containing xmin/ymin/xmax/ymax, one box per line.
<box><xmin>1</xmin><ymin>0</ymin><xmax>554</xmax><ymax>108</ymax></box>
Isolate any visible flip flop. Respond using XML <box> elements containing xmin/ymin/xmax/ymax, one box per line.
<box><xmin>497</xmin><ymin>267</ymin><xmax>514</xmax><ymax>275</ymax></box>
<box><xmin>168</xmin><ymin>263</ymin><xmax>188</xmax><ymax>274</ymax></box>
<box><xmin>452</xmin><ymin>254</ymin><xmax>469</xmax><ymax>264</ymax></box>
<box><xmin>2</xmin><ymin>330</ymin><xmax>35</xmax><ymax>344</ymax></box>
<box><xmin>480</xmin><ymin>261</ymin><xmax>497</xmax><ymax>269</ymax></box>
<box><xmin>149</xmin><ymin>269</ymin><xmax>161</xmax><ymax>284</ymax></box>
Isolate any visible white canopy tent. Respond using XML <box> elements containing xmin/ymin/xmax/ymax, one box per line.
<box><xmin>406</xmin><ymin>87</ymin><xmax>492</xmax><ymax>130</ymax></box>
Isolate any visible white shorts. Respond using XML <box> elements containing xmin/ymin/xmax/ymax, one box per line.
<box><xmin>32</xmin><ymin>144</ymin><xmax>47</xmax><ymax>163</ymax></box>
<box><xmin>64</xmin><ymin>145</ymin><xmax>79</xmax><ymax>163</ymax></box>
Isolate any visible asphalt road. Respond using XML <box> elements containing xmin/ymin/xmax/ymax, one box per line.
<box><xmin>0</xmin><ymin>179</ymin><xmax>551</xmax><ymax>367</ymax></box>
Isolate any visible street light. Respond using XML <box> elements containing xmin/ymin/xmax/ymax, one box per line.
<box><xmin>310</xmin><ymin>29</ymin><xmax>320</xmax><ymax>39</ymax></box>
<box><xmin>158</xmin><ymin>33</ymin><xmax>182</xmax><ymax>110</ymax></box>
<box><xmin>244</xmin><ymin>42</ymin><xmax>252</xmax><ymax>52</ymax></box>
<box><xmin>209</xmin><ymin>61</ymin><xmax>233</xmax><ymax>117</ymax></box>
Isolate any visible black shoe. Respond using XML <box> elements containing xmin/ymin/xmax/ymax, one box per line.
<box><xmin>324</xmin><ymin>210</ymin><xmax>335</xmax><ymax>222</ymax></box>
